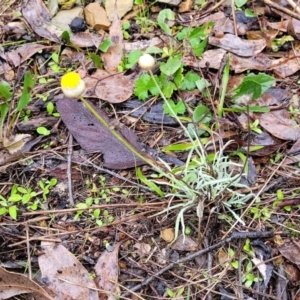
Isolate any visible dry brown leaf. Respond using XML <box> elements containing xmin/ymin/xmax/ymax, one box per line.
<box><xmin>95</xmin><ymin>242</ymin><xmax>122</xmax><ymax>300</ymax></box>
<box><xmin>124</xmin><ymin>37</ymin><xmax>163</xmax><ymax>52</ymax></box>
<box><xmin>102</xmin><ymin>4</ymin><xmax>124</xmax><ymax>73</ymax></box>
<box><xmin>0</xmin><ymin>266</ymin><xmax>53</xmax><ymax>300</ymax></box>
<box><xmin>171</xmin><ymin>234</ymin><xmax>198</xmax><ymax>251</ymax></box>
<box><xmin>254</xmin><ymin>109</ymin><xmax>300</xmax><ymax>141</ymax></box>
<box><xmin>70</xmin><ymin>32</ymin><xmax>103</xmax><ymax>48</ymax></box>
<box><xmin>279</xmin><ymin>242</ymin><xmax>300</xmax><ymax>269</ymax></box>
<box><xmin>38</xmin><ymin>241</ymin><xmax>99</xmax><ymax>300</ymax></box>
<box><xmin>133</xmin><ymin>242</ymin><xmax>152</xmax><ymax>257</ymax></box>
<box><xmin>209</xmin><ymin>33</ymin><xmax>266</xmax><ymax>57</ymax></box>
<box><xmin>5</xmin><ymin>44</ymin><xmax>55</xmax><ymax>68</ymax></box>
<box><xmin>105</xmin><ymin>0</ymin><xmax>133</xmax><ymax>21</ymax></box>
<box><xmin>83</xmin><ymin>69</ymin><xmax>133</xmax><ymax>103</ymax></box>
<box><xmin>3</xmin><ymin>134</ymin><xmax>32</xmax><ymax>154</ymax></box>
<box><xmin>22</xmin><ymin>0</ymin><xmax>61</xmax><ymax>43</ymax></box>
<box><xmin>56</xmin><ymin>97</ymin><xmax>145</xmax><ymax>169</ymax></box>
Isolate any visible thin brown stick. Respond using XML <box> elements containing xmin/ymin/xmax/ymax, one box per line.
<box><xmin>263</xmin><ymin>0</ymin><xmax>300</xmax><ymax>21</ymax></box>
<box><xmin>67</xmin><ymin>134</ymin><xmax>74</xmax><ymax>206</ymax></box>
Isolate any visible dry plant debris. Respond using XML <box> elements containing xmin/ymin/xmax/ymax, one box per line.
<box><xmin>1</xmin><ymin>0</ymin><xmax>300</xmax><ymax>299</ymax></box>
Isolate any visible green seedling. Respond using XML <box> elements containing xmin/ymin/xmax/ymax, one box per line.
<box><xmin>243</xmin><ymin>260</ymin><xmax>261</xmax><ymax>288</ymax></box>
<box><xmin>0</xmin><ymin>180</ymin><xmax>57</xmax><ymax>220</ymax></box>
<box><xmin>249</xmin><ymin>119</ymin><xmax>262</xmax><ymax>134</ymax></box>
<box><xmin>46</xmin><ymin>102</ymin><xmax>60</xmax><ymax>117</ymax></box>
<box><xmin>49</xmin><ymin>53</ymin><xmax>61</xmax><ymax>73</ymax></box>
<box><xmin>38</xmin><ymin>178</ymin><xmax>57</xmax><ymax>201</ymax></box>
<box><xmin>122</xmin><ymin>21</ymin><xmax>131</xmax><ymax>39</ymax></box>
<box><xmin>74</xmin><ymin>197</ymin><xmax>115</xmax><ymax>226</ymax></box>
<box><xmin>37</xmin><ymin>126</ymin><xmax>51</xmax><ymax>136</ymax></box>
<box><xmin>166</xmin><ymin>287</ymin><xmax>185</xmax><ymax>298</ymax></box>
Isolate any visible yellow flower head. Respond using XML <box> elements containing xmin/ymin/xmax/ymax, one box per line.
<box><xmin>61</xmin><ymin>72</ymin><xmax>85</xmax><ymax>98</ymax></box>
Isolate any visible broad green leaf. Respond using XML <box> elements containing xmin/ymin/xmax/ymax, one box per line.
<box><xmin>193</xmin><ymin>104</ymin><xmax>211</xmax><ymax>123</ymax></box>
<box><xmin>134</xmin><ymin>73</ymin><xmax>156</xmax><ymax>100</ymax></box>
<box><xmin>160</xmin><ymin>56</ymin><xmax>182</xmax><ymax>76</ymax></box>
<box><xmin>157</xmin><ymin>9</ymin><xmax>175</xmax><ymax>35</ymax></box>
<box><xmin>231</xmin><ymin>73</ymin><xmax>275</xmax><ymax>100</ymax></box>
<box><xmin>180</xmin><ymin>71</ymin><xmax>200</xmax><ymax>90</ymax></box>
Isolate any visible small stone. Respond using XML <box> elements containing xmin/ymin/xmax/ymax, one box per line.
<box><xmin>69</xmin><ymin>17</ymin><xmax>87</xmax><ymax>33</ymax></box>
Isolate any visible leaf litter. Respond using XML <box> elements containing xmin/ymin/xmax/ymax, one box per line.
<box><xmin>2</xmin><ymin>0</ymin><xmax>300</xmax><ymax>299</ymax></box>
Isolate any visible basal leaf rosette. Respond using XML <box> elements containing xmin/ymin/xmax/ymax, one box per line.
<box><xmin>61</xmin><ymin>72</ymin><xmax>85</xmax><ymax>98</ymax></box>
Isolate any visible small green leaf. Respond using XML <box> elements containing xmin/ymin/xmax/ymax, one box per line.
<box><xmin>244</xmin><ymin>8</ymin><xmax>257</xmax><ymax>17</ymax></box>
<box><xmin>51</xmin><ymin>53</ymin><xmax>59</xmax><ymax>64</ymax></box>
<box><xmin>163</xmin><ymin>99</ymin><xmax>186</xmax><ymax>116</ymax></box>
<box><xmin>9</xmin><ymin>205</ymin><xmax>17</xmax><ymax>220</ymax></box>
<box><xmin>8</xmin><ymin>194</ymin><xmax>22</xmax><ymax>202</ymax></box>
<box><xmin>94</xmin><ymin>209</ymin><xmax>100</xmax><ymax>218</ymax></box>
<box><xmin>99</xmin><ymin>38</ymin><xmax>112</xmax><ymax>52</ymax></box>
<box><xmin>62</xmin><ymin>31</ymin><xmax>71</xmax><ymax>44</ymax></box>
<box><xmin>0</xmin><ymin>81</ymin><xmax>12</xmax><ymax>100</ymax></box>
<box><xmin>0</xmin><ymin>207</ymin><xmax>7</xmax><ymax>215</ymax></box>
<box><xmin>89</xmin><ymin>53</ymin><xmax>102</xmax><ymax>68</ymax></box>
<box><xmin>231</xmin><ymin>260</ymin><xmax>239</xmax><ymax>269</ymax></box>
<box><xmin>47</xmin><ymin>102</ymin><xmax>54</xmax><ymax>115</ymax></box>
<box><xmin>145</xmin><ymin>46</ymin><xmax>162</xmax><ymax>54</ymax></box>
<box><xmin>193</xmin><ymin>104</ymin><xmax>211</xmax><ymax>123</ymax></box>
<box><xmin>160</xmin><ymin>56</ymin><xmax>182</xmax><ymax>76</ymax></box>
<box><xmin>246</xmin><ymin>261</ymin><xmax>253</xmax><ymax>272</ymax></box>
<box><xmin>37</xmin><ymin>126</ymin><xmax>51</xmax><ymax>136</ymax></box>
<box><xmin>134</xmin><ymin>73</ymin><xmax>156</xmax><ymax>100</ymax></box>
<box><xmin>166</xmin><ymin>288</ymin><xmax>175</xmax><ymax>297</ymax></box>
<box><xmin>180</xmin><ymin>71</ymin><xmax>200</xmax><ymax>90</ymax></box>
<box><xmin>157</xmin><ymin>9</ymin><xmax>175</xmax><ymax>35</ymax></box>
<box><xmin>125</xmin><ymin>50</ymin><xmax>143</xmax><ymax>69</ymax></box>
<box><xmin>234</xmin><ymin>0</ymin><xmax>247</xmax><ymax>7</ymax></box>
